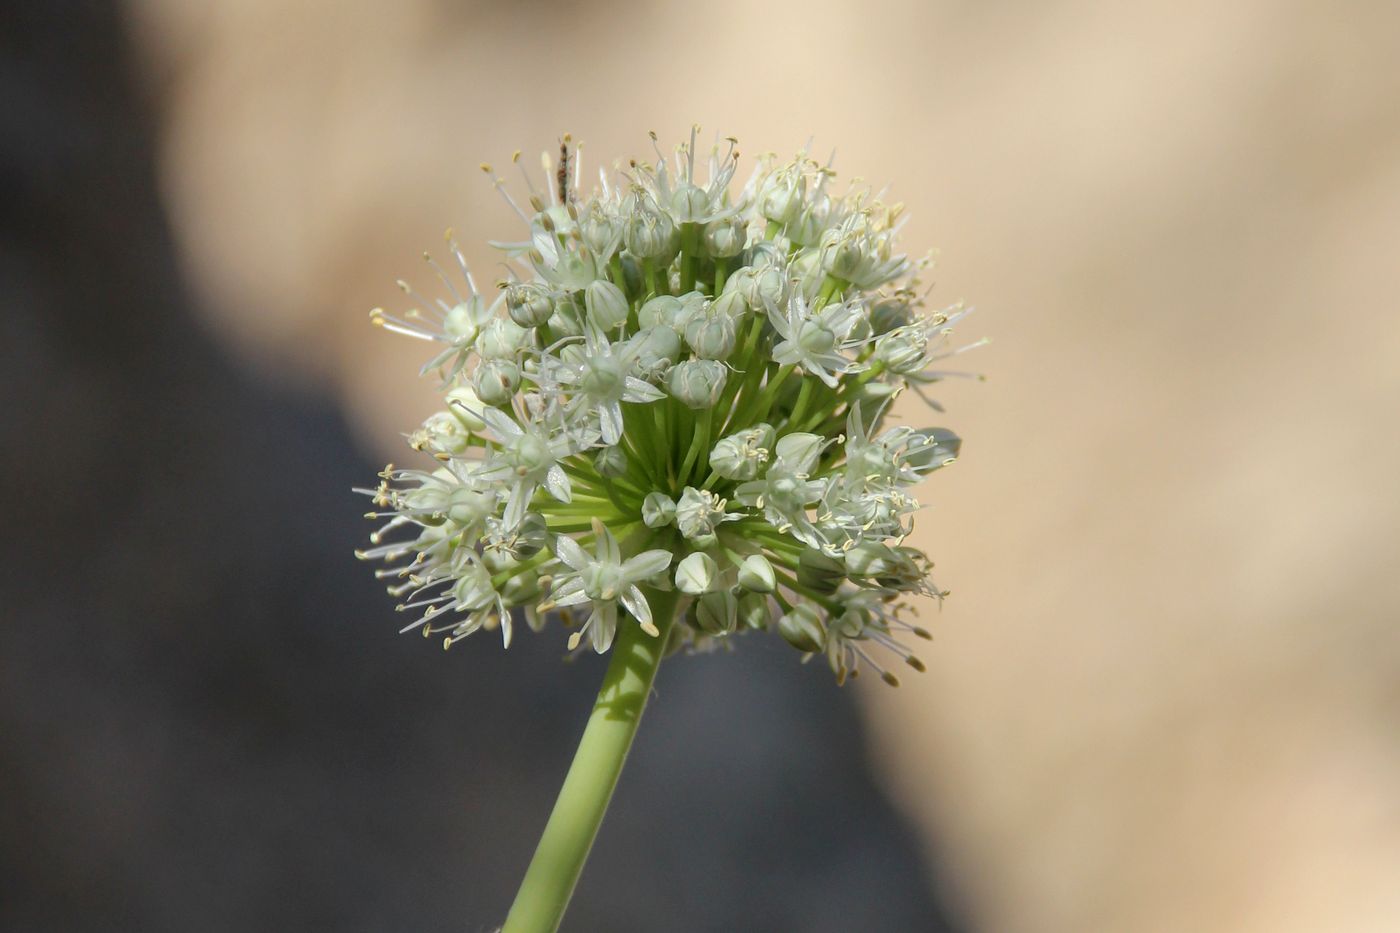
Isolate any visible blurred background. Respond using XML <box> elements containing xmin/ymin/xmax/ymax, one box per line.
<box><xmin>5</xmin><ymin>0</ymin><xmax>1399</xmax><ymax>930</ymax></box>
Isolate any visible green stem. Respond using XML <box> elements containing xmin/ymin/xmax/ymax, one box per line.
<box><xmin>502</xmin><ymin>588</ymin><xmax>681</xmax><ymax>933</ymax></box>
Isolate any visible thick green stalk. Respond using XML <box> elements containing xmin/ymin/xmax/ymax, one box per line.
<box><xmin>502</xmin><ymin>588</ymin><xmax>681</xmax><ymax>933</ymax></box>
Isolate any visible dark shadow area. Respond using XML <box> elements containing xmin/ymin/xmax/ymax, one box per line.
<box><xmin>0</xmin><ymin>3</ymin><xmax>967</xmax><ymax>930</ymax></box>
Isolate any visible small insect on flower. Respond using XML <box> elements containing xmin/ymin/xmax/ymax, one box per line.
<box><xmin>357</xmin><ymin>127</ymin><xmax>982</xmax><ymax>684</ymax></box>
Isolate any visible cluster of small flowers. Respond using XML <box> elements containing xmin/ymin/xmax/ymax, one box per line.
<box><xmin>357</xmin><ymin>129</ymin><xmax>980</xmax><ymax>685</ymax></box>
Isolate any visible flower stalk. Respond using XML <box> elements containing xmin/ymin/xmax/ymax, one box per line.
<box><xmin>502</xmin><ymin>587</ymin><xmax>680</xmax><ymax>933</ymax></box>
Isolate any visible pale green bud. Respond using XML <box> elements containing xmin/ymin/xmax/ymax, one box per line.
<box><xmin>670</xmin><ymin>183</ymin><xmax>711</xmax><ymax>222</ymax></box>
<box><xmin>477</xmin><ymin>318</ymin><xmax>530</xmax><ymax>359</ymax></box>
<box><xmin>666</xmin><ymin>360</ymin><xmax>728</xmax><ymax>409</ymax></box>
<box><xmin>710</xmin><ymin>290</ymin><xmax>748</xmax><ymax>322</ymax></box>
<box><xmin>797</xmin><ymin>548</ymin><xmax>845</xmax><ymax>594</ymax></box>
<box><xmin>445</xmin><ymin>486</ymin><xmax>494</xmax><ymax>526</ymax></box>
<box><xmin>413</xmin><ymin>412</ymin><xmax>469</xmax><ymax>455</ymax></box>
<box><xmin>452</xmin><ymin>561</ymin><xmax>496</xmax><ymax>611</ymax></box>
<box><xmin>638</xmin><ymin>295</ymin><xmax>683</xmax><ymax>330</ymax></box>
<box><xmin>736</xmin><ymin>554</ymin><xmax>776</xmax><ymax>593</ymax></box>
<box><xmin>695</xmin><ymin>590</ymin><xmax>738</xmax><ymax>635</ymax></box>
<box><xmin>740</xmin><ymin>264</ymin><xmax>787</xmax><ymax>308</ymax></box>
<box><xmin>499</xmin><ymin>569</ymin><xmax>542</xmax><ymax>607</ymax></box>
<box><xmin>703</xmin><ymin>216</ymin><xmax>747</xmax><ymax>257</ymax></box>
<box><xmin>625</xmin><ymin>202</ymin><xmax>676</xmax><ymax>258</ymax></box>
<box><xmin>443</xmin><ymin>301</ymin><xmax>482</xmax><ymax>344</ymax></box>
<box><xmin>506</xmin><ymin>283</ymin><xmax>554</xmax><ymax>328</ymax></box>
<box><xmin>777</xmin><ymin>603</ymin><xmax>825</xmax><ymax>653</ymax></box>
<box><xmin>641</xmin><ymin>492</ymin><xmax>676</xmax><ymax>529</ymax></box>
<box><xmin>513</xmin><ymin>512</ymin><xmax>549</xmax><ymax>558</ymax></box>
<box><xmin>629</xmin><ymin>326</ymin><xmax>681</xmax><ymax>375</ymax></box>
<box><xmin>737</xmin><ymin>591</ymin><xmax>772</xmax><ymax>630</ymax></box>
<box><xmin>444</xmin><ymin>386</ymin><xmax>487</xmax><ymax>432</ymax></box>
<box><xmin>473</xmin><ymin>359</ymin><xmax>520</xmax><ymax>406</ymax></box>
<box><xmin>685</xmin><ymin>313</ymin><xmax>736</xmax><ymax>360</ymax></box>
<box><xmin>594</xmin><ymin>445</ymin><xmax>629</xmax><ymax>478</ymax></box>
<box><xmin>844</xmin><ymin>542</ymin><xmax>899</xmax><ymax>578</ymax></box>
<box><xmin>675</xmin><ymin>552</ymin><xmax>718</xmax><ymax>595</ymax></box>
<box><xmin>584</xmin><ymin>280</ymin><xmax>629</xmax><ymax>330</ymax></box>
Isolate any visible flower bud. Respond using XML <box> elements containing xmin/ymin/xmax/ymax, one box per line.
<box><xmin>638</xmin><ymin>295</ymin><xmax>683</xmax><ymax>330</ymax></box>
<box><xmin>670</xmin><ymin>183</ymin><xmax>711</xmax><ymax>222</ymax></box>
<box><xmin>445</xmin><ymin>486</ymin><xmax>495</xmax><ymax>526</ymax></box>
<box><xmin>666</xmin><ymin>360</ymin><xmax>728</xmax><ymax>409</ymax></box>
<box><xmin>499</xmin><ymin>568</ymin><xmax>542</xmax><ymax>607</ymax></box>
<box><xmin>473</xmin><ymin>359</ymin><xmax>520</xmax><ymax>406</ymax></box>
<box><xmin>513</xmin><ymin>512</ymin><xmax>549</xmax><ymax>558</ymax></box>
<box><xmin>641</xmin><ymin>492</ymin><xmax>676</xmax><ymax>528</ymax></box>
<box><xmin>740</xmin><ymin>264</ymin><xmax>787</xmax><ymax>308</ymax></box>
<box><xmin>506</xmin><ymin>283</ymin><xmax>554</xmax><ymax>328</ymax></box>
<box><xmin>737</xmin><ymin>591</ymin><xmax>771</xmax><ymax>630</ymax></box>
<box><xmin>778</xmin><ymin>603</ymin><xmax>825</xmax><ymax>653</ymax></box>
<box><xmin>736</xmin><ymin>554</ymin><xmax>776</xmax><ymax>593</ymax></box>
<box><xmin>546</xmin><ymin>296</ymin><xmax>585</xmax><ymax>338</ymax></box>
<box><xmin>628</xmin><ymin>325</ymin><xmax>681</xmax><ymax>376</ymax></box>
<box><xmin>675</xmin><ymin>552</ymin><xmax>718</xmax><ymax>595</ymax></box>
<box><xmin>444</xmin><ymin>386</ymin><xmax>487</xmax><ymax>432</ymax></box>
<box><xmin>584</xmin><ymin>279</ymin><xmax>629</xmax><ymax>330</ymax></box>
<box><xmin>685</xmin><ymin>313</ymin><xmax>736</xmax><ymax>360</ymax></box>
<box><xmin>413</xmin><ymin>412</ymin><xmax>469</xmax><ymax>455</ymax></box>
<box><xmin>594</xmin><ymin>444</ymin><xmax>629</xmax><ymax>478</ymax></box>
<box><xmin>797</xmin><ymin>548</ymin><xmax>845</xmax><ymax>594</ymax></box>
<box><xmin>703</xmin><ymin>216</ymin><xmax>747</xmax><ymax>257</ymax></box>
<box><xmin>581</xmin><ymin>203</ymin><xmax>622</xmax><ymax>256</ymax></box>
<box><xmin>844</xmin><ymin>542</ymin><xmax>899</xmax><ymax>578</ymax></box>
<box><xmin>695</xmin><ymin>590</ymin><xmax>738</xmax><ymax>635</ymax></box>
<box><xmin>452</xmin><ymin>561</ymin><xmax>496</xmax><ymax>611</ymax></box>
<box><xmin>477</xmin><ymin>318</ymin><xmax>530</xmax><ymax>359</ymax></box>
<box><xmin>625</xmin><ymin>201</ymin><xmax>676</xmax><ymax>259</ymax></box>
<box><xmin>443</xmin><ymin>300</ymin><xmax>483</xmax><ymax>344</ymax></box>
<box><xmin>705</xmin><ymin>293</ymin><xmax>743</xmax><ymax>327</ymax></box>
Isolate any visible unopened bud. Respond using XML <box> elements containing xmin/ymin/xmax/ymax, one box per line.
<box><xmin>473</xmin><ymin>359</ymin><xmax>520</xmax><ymax>406</ymax></box>
<box><xmin>477</xmin><ymin>318</ymin><xmax>530</xmax><ymax>359</ymax></box>
<box><xmin>797</xmin><ymin>548</ymin><xmax>845</xmax><ymax>594</ymax></box>
<box><xmin>675</xmin><ymin>552</ymin><xmax>718</xmax><ymax>595</ymax></box>
<box><xmin>506</xmin><ymin>283</ymin><xmax>554</xmax><ymax>328</ymax></box>
<box><xmin>778</xmin><ymin>603</ymin><xmax>825</xmax><ymax>653</ymax></box>
<box><xmin>736</xmin><ymin>554</ymin><xmax>776</xmax><ymax>593</ymax></box>
<box><xmin>695</xmin><ymin>590</ymin><xmax>738</xmax><ymax>635</ymax></box>
<box><xmin>594</xmin><ymin>444</ymin><xmax>629</xmax><ymax>478</ymax></box>
<box><xmin>641</xmin><ymin>492</ymin><xmax>676</xmax><ymax>528</ymax></box>
<box><xmin>666</xmin><ymin>359</ymin><xmax>728</xmax><ymax>409</ymax></box>
<box><xmin>584</xmin><ymin>280</ymin><xmax>629</xmax><ymax>330</ymax></box>
<box><xmin>703</xmin><ymin>215</ymin><xmax>747</xmax><ymax>257</ymax></box>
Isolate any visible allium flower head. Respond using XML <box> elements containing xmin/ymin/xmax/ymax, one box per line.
<box><xmin>358</xmin><ymin>129</ymin><xmax>981</xmax><ymax>685</ymax></box>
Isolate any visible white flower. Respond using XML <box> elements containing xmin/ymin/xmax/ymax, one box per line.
<box><xmin>767</xmin><ymin>295</ymin><xmax>868</xmax><ymax>387</ymax></box>
<box><xmin>360</xmin><ymin>130</ymin><xmax>981</xmax><ymax>684</ymax></box>
<box><xmin>547</xmin><ymin>519</ymin><xmax>673</xmax><ymax>653</ymax></box>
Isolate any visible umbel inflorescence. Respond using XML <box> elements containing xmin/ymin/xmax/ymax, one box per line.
<box><xmin>358</xmin><ymin>130</ymin><xmax>980</xmax><ymax>686</ymax></box>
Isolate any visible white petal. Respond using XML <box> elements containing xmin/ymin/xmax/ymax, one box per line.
<box><xmin>766</xmin><ymin>301</ymin><xmax>793</xmax><ymax>339</ymax></box>
<box><xmin>552</xmin><ymin>582</ymin><xmax>591</xmax><ymax>607</ymax></box>
<box><xmin>502</xmin><ymin>478</ymin><xmax>532</xmax><ymax>530</ymax></box>
<box><xmin>554</xmin><ymin>535</ymin><xmax>591</xmax><ymax>571</ymax></box>
<box><xmin>480</xmin><ymin>406</ymin><xmax>522</xmax><ymax>439</ymax></box>
<box><xmin>621</xmin><ymin>549</ymin><xmax>672</xmax><ymax>581</ymax></box>
<box><xmin>599</xmin><ymin>403</ymin><xmax>623</xmax><ymax>446</ymax></box>
<box><xmin>591</xmin><ymin>602</ymin><xmax>618</xmax><ymax>653</ymax></box>
<box><xmin>620</xmin><ymin>585</ymin><xmax>659</xmax><ymax>637</ymax></box>
<box><xmin>544</xmin><ymin>465</ymin><xmax>572</xmax><ymax>503</ymax></box>
<box><xmin>622</xmin><ymin>377</ymin><xmax>666</xmax><ymax>403</ymax></box>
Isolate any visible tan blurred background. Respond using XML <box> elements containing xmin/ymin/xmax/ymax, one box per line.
<box><xmin>124</xmin><ymin>1</ymin><xmax>1400</xmax><ymax>930</ymax></box>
